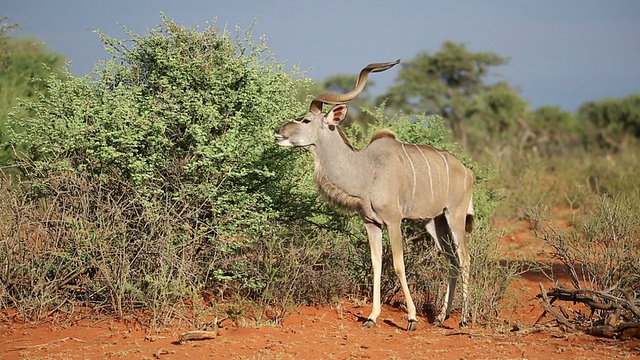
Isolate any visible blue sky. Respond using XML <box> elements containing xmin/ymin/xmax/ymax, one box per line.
<box><xmin>4</xmin><ymin>0</ymin><xmax>640</xmax><ymax>110</ymax></box>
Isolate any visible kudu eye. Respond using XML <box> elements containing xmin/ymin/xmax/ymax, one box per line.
<box><xmin>301</xmin><ymin>119</ymin><xmax>311</xmax><ymax>124</ymax></box>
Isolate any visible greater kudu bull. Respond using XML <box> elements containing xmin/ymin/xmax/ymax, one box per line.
<box><xmin>275</xmin><ymin>60</ymin><xmax>474</xmax><ymax>331</ymax></box>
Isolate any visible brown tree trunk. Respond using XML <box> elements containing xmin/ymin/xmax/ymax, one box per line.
<box><xmin>448</xmin><ymin>114</ymin><xmax>468</xmax><ymax>149</ymax></box>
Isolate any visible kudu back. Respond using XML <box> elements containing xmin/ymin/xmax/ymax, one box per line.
<box><xmin>275</xmin><ymin>60</ymin><xmax>474</xmax><ymax>331</ymax></box>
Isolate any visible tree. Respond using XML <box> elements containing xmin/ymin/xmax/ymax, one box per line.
<box><xmin>0</xmin><ymin>16</ymin><xmax>19</xmax><ymax>71</ymax></box>
<box><xmin>468</xmin><ymin>81</ymin><xmax>528</xmax><ymax>148</ymax></box>
<box><xmin>0</xmin><ymin>17</ymin><xmax>66</xmax><ymax>166</ymax></box>
<box><xmin>521</xmin><ymin>105</ymin><xmax>579</xmax><ymax>155</ymax></box>
<box><xmin>578</xmin><ymin>94</ymin><xmax>640</xmax><ymax>151</ymax></box>
<box><xmin>384</xmin><ymin>41</ymin><xmax>507</xmax><ymax>149</ymax></box>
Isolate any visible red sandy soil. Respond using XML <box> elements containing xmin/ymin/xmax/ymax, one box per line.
<box><xmin>2</xmin><ymin>209</ymin><xmax>639</xmax><ymax>359</ymax></box>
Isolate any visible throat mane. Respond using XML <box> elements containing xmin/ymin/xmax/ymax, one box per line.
<box><xmin>313</xmin><ymin>170</ymin><xmax>363</xmax><ymax>213</ymax></box>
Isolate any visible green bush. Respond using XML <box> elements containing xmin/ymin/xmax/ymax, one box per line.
<box><xmin>578</xmin><ymin>94</ymin><xmax>640</xmax><ymax>151</ymax></box>
<box><xmin>2</xmin><ymin>16</ymin><xmax>349</xmax><ymax>324</ymax></box>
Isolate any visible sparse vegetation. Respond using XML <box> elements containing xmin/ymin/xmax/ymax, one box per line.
<box><xmin>522</xmin><ymin>192</ymin><xmax>640</xmax><ymax>338</ymax></box>
<box><xmin>496</xmin><ymin>138</ymin><xmax>640</xmax><ymax>337</ymax></box>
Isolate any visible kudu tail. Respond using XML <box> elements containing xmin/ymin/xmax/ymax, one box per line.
<box><xmin>465</xmin><ymin>197</ymin><xmax>474</xmax><ymax>234</ymax></box>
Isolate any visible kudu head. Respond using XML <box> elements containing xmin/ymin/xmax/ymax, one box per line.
<box><xmin>275</xmin><ymin>60</ymin><xmax>400</xmax><ymax>147</ymax></box>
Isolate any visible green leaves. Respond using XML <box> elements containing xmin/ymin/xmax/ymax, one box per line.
<box><xmin>0</xmin><ymin>17</ymin><xmax>511</xmax><ymax>324</ymax></box>
<box><xmin>3</xmin><ymin>16</ymin><xmax>334</xmax><ymax>319</ymax></box>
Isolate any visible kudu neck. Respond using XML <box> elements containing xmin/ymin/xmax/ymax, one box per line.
<box><xmin>310</xmin><ymin>127</ymin><xmax>371</xmax><ymax>194</ymax></box>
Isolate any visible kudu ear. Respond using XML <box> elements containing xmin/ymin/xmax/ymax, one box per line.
<box><xmin>325</xmin><ymin>104</ymin><xmax>348</xmax><ymax>126</ymax></box>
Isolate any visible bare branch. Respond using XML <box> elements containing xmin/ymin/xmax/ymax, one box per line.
<box><xmin>537</xmin><ymin>283</ymin><xmax>574</xmax><ymax>329</ymax></box>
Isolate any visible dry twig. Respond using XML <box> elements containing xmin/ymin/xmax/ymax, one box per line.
<box><xmin>12</xmin><ymin>337</ymin><xmax>85</xmax><ymax>351</ymax></box>
<box><xmin>548</xmin><ymin>288</ymin><xmax>640</xmax><ymax>318</ymax></box>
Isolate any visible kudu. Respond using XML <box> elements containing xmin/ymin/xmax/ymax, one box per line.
<box><xmin>274</xmin><ymin>60</ymin><xmax>474</xmax><ymax>331</ymax></box>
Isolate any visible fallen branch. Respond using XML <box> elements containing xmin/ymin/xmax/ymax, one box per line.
<box><xmin>549</xmin><ymin>287</ymin><xmax>640</xmax><ymax>319</ymax></box>
<box><xmin>536</xmin><ymin>285</ymin><xmax>640</xmax><ymax>339</ymax></box>
<box><xmin>178</xmin><ymin>330</ymin><xmax>218</xmax><ymax>343</ymax></box>
<box><xmin>586</xmin><ymin>322</ymin><xmax>640</xmax><ymax>340</ymax></box>
<box><xmin>542</xmin><ymin>288</ymin><xmax>616</xmax><ymax>312</ymax></box>
<box><xmin>153</xmin><ymin>347</ymin><xmax>175</xmax><ymax>359</ymax></box>
<box><xmin>534</xmin><ymin>294</ymin><xmax>558</xmax><ymax>325</ymax></box>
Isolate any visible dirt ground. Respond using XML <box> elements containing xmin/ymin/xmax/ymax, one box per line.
<box><xmin>2</xmin><ymin>210</ymin><xmax>639</xmax><ymax>360</ymax></box>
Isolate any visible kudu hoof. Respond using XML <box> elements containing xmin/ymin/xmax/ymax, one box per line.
<box><xmin>362</xmin><ymin>319</ymin><xmax>376</xmax><ymax>329</ymax></box>
<box><xmin>406</xmin><ymin>319</ymin><xmax>418</xmax><ymax>332</ymax></box>
<box><xmin>432</xmin><ymin>314</ymin><xmax>449</xmax><ymax>328</ymax></box>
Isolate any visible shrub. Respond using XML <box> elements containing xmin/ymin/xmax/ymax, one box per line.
<box><xmin>523</xmin><ymin>193</ymin><xmax>640</xmax><ymax>333</ymax></box>
<box><xmin>487</xmin><ymin>142</ymin><xmax>640</xmax><ymax>220</ymax></box>
<box><xmin>532</xmin><ymin>194</ymin><xmax>640</xmax><ymax>293</ymax></box>
<box><xmin>2</xmin><ymin>16</ymin><xmax>350</xmax><ymax>324</ymax></box>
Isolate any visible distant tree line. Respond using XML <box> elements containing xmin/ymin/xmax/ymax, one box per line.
<box><xmin>313</xmin><ymin>41</ymin><xmax>639</xmax><ymax>155</ymax></box>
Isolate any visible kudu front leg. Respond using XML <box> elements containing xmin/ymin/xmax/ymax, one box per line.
<box><xmin>363</xmin><ymin>222</ymin><xmax>383</xmax><ymax>329</ymax></box>
<box><xmin>388</xmin><ymin>222</ymin><xmax>418</xmax><ymax>331</ymax></box>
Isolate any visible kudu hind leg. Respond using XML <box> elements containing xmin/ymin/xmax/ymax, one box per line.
<box><xmin>445</xmin><ymin>211</ymin><xmax>472</xmax><ymax>327</ymax></box>
<box><xmin>426</xmin><ymin>215</ymin><xmax>459</xmax><ymax>327</ymax></box>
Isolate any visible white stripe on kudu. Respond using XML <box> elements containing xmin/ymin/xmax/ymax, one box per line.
<box><xmin>437</xmin><ymin>151</ymin><xmax>450</xmax><ymax>195</ymax></box>
<box><xmin>401</xmin><ymin>143</ymin><xmax>417</xmax><ymax>197</ymax></box>
<box><xmin>414</xmin><ymin>144</ymin><xmax>434</xmax><ymax>199</ymax></box>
